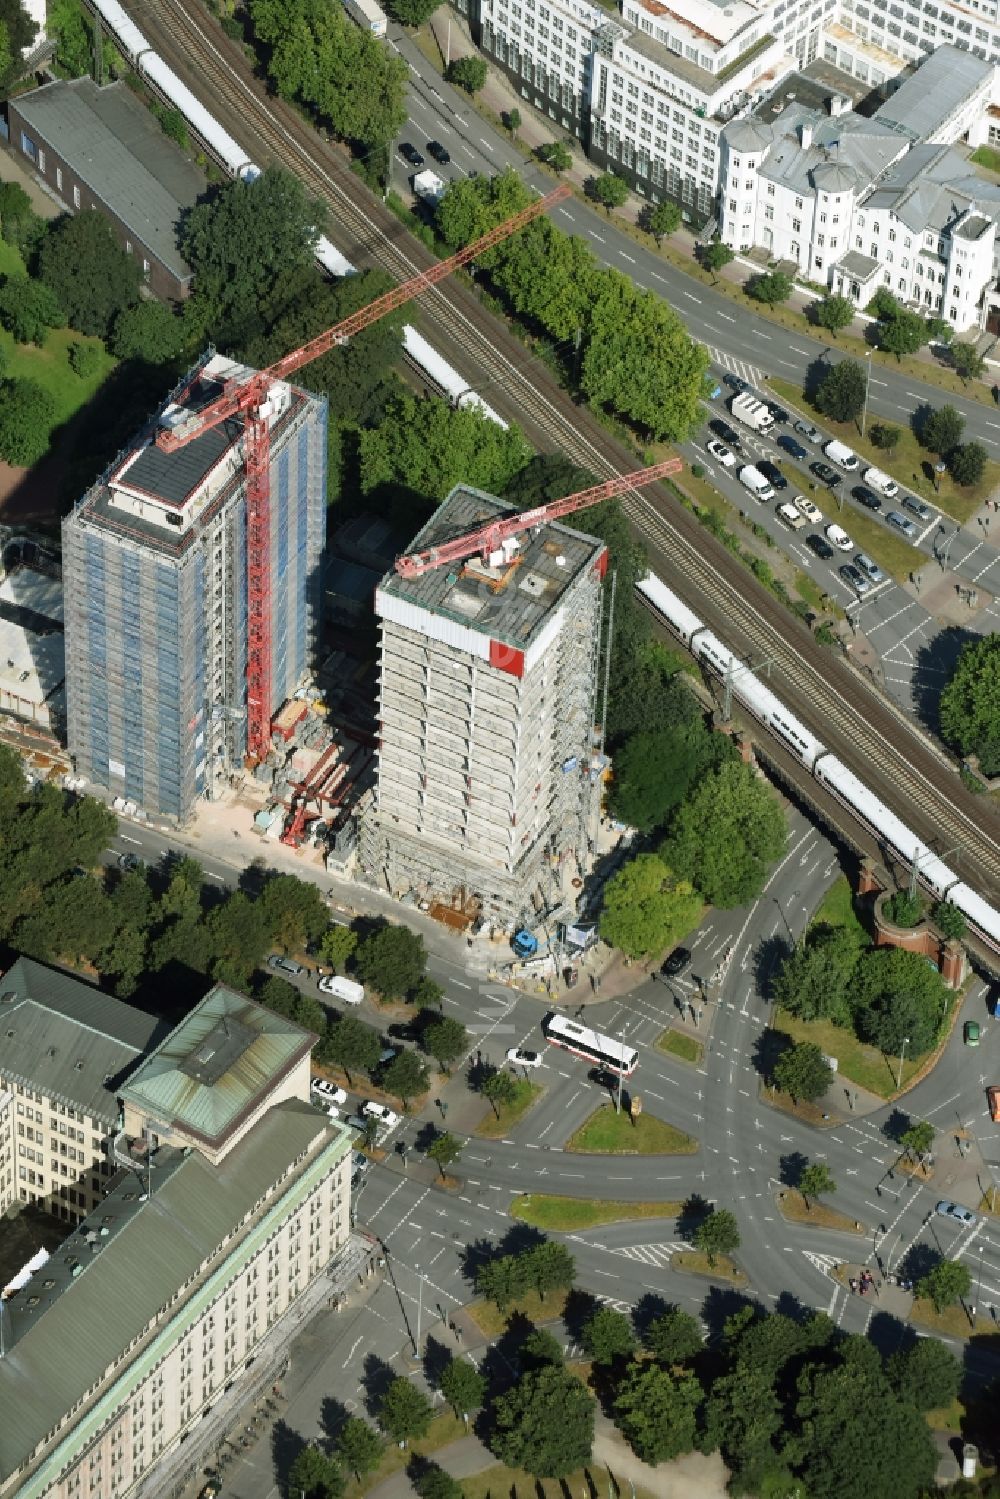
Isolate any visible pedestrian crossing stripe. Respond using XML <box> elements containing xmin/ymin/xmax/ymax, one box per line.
<box><xmin>802</xmin><ymin>1251</ymin><xmax>841</xmax><ymax>1278</ymax></box>
<box><xmin>607</xmin><ymin>1242</ymin><xmax>688</xmax><ymax>1267</ymax></box>
<box><xmin>707</xmin><ymin>347</ymin><xmax>766</xmax><ymax>390</ymax></box>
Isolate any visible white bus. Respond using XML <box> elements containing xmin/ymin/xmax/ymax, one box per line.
<box><xmin>542</xmin><ymin>1013</ymin><xmax>638</xmax><ymax>1077</ymax></box>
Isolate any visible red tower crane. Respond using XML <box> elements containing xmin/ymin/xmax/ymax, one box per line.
<box><xmin>154</xmin><ymin>183</ymin><xmax>572</xmax><ymax>763</ymax></box>
<box><xmin>394</xmin><ymin>458</ymin><xmax>684</xmax><ymax>579</ymax></box>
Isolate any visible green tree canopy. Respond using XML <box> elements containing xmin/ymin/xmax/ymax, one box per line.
<box><xmin>320</xmin><ymin>923</ymin><xmax>358</xmax><ymax>972</ymax></box>
<box><xmin>382</xmin><ymin>1049</ymin><xmax>429</xmax><ymax>1105</ymax></box>
<box><xmin>773</xmin><ymin>1040</ymin><xmax>833</xmax><ymax>1102</ymax></box>
<box><xmin>489</xmin><ymin>217</ymin><xmax>598</xmax><ymax>342</ymax></box>
<box><xmin>700</xmin><ymin>241</ymin><xmax>734</xmax><ymax>277</ymax></box>
<box><xmin>0</xmin><ymin>377</ymin><xmax>56</xmax><ymax>466</ymax></box>
<box><xmin>205</xmin><ymin>891</ymin><xmax>269</xmax><ymax>988</ymax></box>
<box><xmin>951</xmin><ymin>343</ymin><xmax>985</xmax><ymax>382</ymax></box>
<box><xmin>590</xmin><ymin>172</ymin><xmax>629</xmax><ymax>214</ymax></box>
<box><xmin>436</xmin><ymin>168</ymin><xmax>533</xmax><ymax>253</ymax></box>
<box><xmin>645</xmin><ymin>200</ymin><xmax>681</xmax><ymax>245</ymax></box>
<box><xmin>700</xmin><ymin>1364</ymin><xmax>782</xmax><ymax>1494</ymax></box>
<box><xmin>612</xmin><ymin>1360</ymin><xmax>701</xmax><ymax>1465</ymax></box>
<box><xmin>598</xmin><ymin>852</ymin><xmax>702</xmax><ymax>959</ymax></box>
<box><xmin>940</xmin><ymin>634</ymin><xmax>1000</xmax><ymax>771</ymax></box>
<box><xmin>607</xmin><ymin>719</ymin><xmax>731</xmax><ymax>833</ymax></box>
<box><xmin>378</xmin><ymin>1377</ymin><xmax>433</xmax><ymax>1445</ymax></box>
<box><xmin>799</xmin><ymin>1161</ymin><xmax>836</xmax><ymax>1208</ymax></box>
<box><xmin>439</xmin><ymin>1355</ymin><xmax>486</xmax><ymax>1417</ymax></box>
<box><xmin>411</xmin><ymin>976</ymin><xmax>444</xmax><ymax>1011</ymax></box>
<box><xmin>949</xmin><ymin>441</ymin><xmax>987</xmax><ymax>487</ymax></box>
<box><xmin>877</xmin><ymin>308</ymin><xmax>929</xmax><ymax>359</ymax></box>
<box><xmin>422</xmin><ymin>1017</ymin><xmax>468</xmax><ymax>1073</ymax></box>
<box><xmin>917</xmin><ymin>1258</ymin><xmax>971</xmax><ymax>1312</ymax></box>
<box><xmin>870</xmin><ymin>421</ymin><xmax>901</xmax><ymax>453</ymax></box>
<box><xmin>814</xmin><ymin>358</ymin><xmax>867</xmax><ymax>423</ymax></box>
<box><xmin>813</xmin><ymin>294</ymin><xmax>856</xmax><ymax>336</ymax></box>
<box><xmin>383</xmin><ymin>0</ymin><xmax>440</xmax><ymax>21</ymax></box>
<box><xmin>258</xmin><ymin>974</ymin><xmax>300</xmax><ymax>1018</ymax></box>
<box><xmin>746</xmin><ymin>271</ymin><xmax>793</xmax><ymax>306</ymax></box>
<box><xmin>694</xmin><ymin>1206</ymin><xmax>740</xmax><ymax>1266</ymax></box>
<box><xmin>287</xmin><ymin>1445</ymin><xmax>344</xmax><ymax>1499</ymax></box>
<box><xmin>919</xmin><ymin>403</ymin><xmax>965</xmax><ymax>456</ymax></box>
<box><xmin>482</xmin><ymin>1067</ymin><xmax>518</xmax><ymax>1117</ymax></box>
<box><xmin>524</xmin><ymin>1241</ymin><xmax>576</xmax><ymax>1300</ymax></box>
<box><xmin>489</xmin><ymin>1363</ymin><xmax>595</xmax><ymax>1477</ymax></box>
<box><xmin>38</xmin><ymin>210</ymin><xmax>141</xmax><ymax>338</ymax></box>
<box><xmin>932</xmin><ymin>900</ymin><xmax>967</xmax><ymax>940</ymax></box>
<box><xmin>476</xmin><ymin>1253</ymin><xmax>529</xmax><ymax>1310</ymax></box>
<box><xmin>661</xmin><ymin>759</ymin><xmax>786</xmax><ymax>908</ymax></box>
<box><xmin>321</xmin><ymin>1014</ymin><xmax>381</xmax><ymax>1082</ymax></box>
<box><xmin>580</xmin><ymin>1305</ymin><xmax>635</xmax><ymax>1366</ymax></box>
<box><xmin>414</xmin><ymin>1467</ymin><xmax>464</xmax><ymax>1499</ymax></box>
<box><xmin>851</xmin><ymin>946</ymin><xmax>949</xmax><ymax>1055</ymax></box>
<box><xmin>357</xmin><ymin>390</ymin><xmax>532</xmax><ymax>504</ymax></box>
<box><xmin>0</xmin><ymin>277</ymin><xmax>65</xmax><ymax>344</ymax></box>
<box><xmin>260</xmin><ymin>872</ymin><xmax>329</xmax><ymax>952</ymax></box>
<box><xmin>537</xmin><ymin>141</ymin><xmax>573</xmax><ymax>172</ymax></box>
<box><xmin>427</xmin><ymin>1130</ymin><xmax>462</xmax><ymax>1177</ymax></box>
<box><xmin>772</xmin><ymin>926</ymin><xmax>862</xmax><ymax>1025</ymax></box>
<box><xmin>110</xmin><ymin>301</ymin><xmax>189</xmax><ymax>365</ymax></box>
<box><xmin>447</xmin><ymin>55</ymin><xmax>487</xmax><ymax>93</ymax></box>
<box><xmin>335</xmin><ymin>1417</ymin><xmax>383</xmax><ymax>1481</ymax></box>
<box><xmin>885</xmin><ymin>1337</ymin><xmax>960</xmax><ymax>1411</ymax></box>
<box><xmin>354</xmin><ymin>922</ymin><xmax>427</xmax><ymax>998</ymax></box>
<box><xmin>644</xmin><ymin>1306</ymin><xmax>704</xmax><ymax>1364</ymax></box>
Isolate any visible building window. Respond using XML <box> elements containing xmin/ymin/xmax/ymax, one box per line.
<box><xmin>73</xmin><ymin>184</ymin><xmax>80</xmax><ymax>208</ymax></box>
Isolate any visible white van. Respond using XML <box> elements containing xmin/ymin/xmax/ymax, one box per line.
<box><xmin>863</xmin><ymin>465</ymin><xmax>898</xmax><ymax>498</ymax></box>
<box><xmin>776</xmin><ymin>501</ymin><xmax>806</xmax><ymax>531</ymax></box>
<box><xmin>824</xmin><ymin>438</ymin><xmax>859</xmax><ymax>471</ymax></box>
<box><xmin>318</xmin><ymin>975</ymin><xmax>365</xmax><ymax>1005</ymax></box>
<box><xmin>738</xmin><ymin>465</ymin><xmax>775</xmax><ymax>502</ymax></box>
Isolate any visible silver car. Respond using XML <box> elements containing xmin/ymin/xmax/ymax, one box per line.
<box><xmin>855</xmin><ymin>552</ymin><xmax>885</xmax><ymax>584</ymax></box>
<box><xmin>935</xmin><ymin>1200</ymin><xmax>976</xmax><ymax>1226</ymax></box>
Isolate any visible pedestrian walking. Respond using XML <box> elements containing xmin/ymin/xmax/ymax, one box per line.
<box><xmin>850</xmin><ymin>1277</ymin><xmax>859</xmax><ymax>1294</ymax></box>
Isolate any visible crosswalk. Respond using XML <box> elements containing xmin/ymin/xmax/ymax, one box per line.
<box><xmin>607</xmin><ymin>1241</ymin><xmax>688</xmax><ymax>1268</ymax></box>
<box><xmin>706</xmin><ymin>347</ymin><xmax>766</xmax><ymax>389</ymax></box>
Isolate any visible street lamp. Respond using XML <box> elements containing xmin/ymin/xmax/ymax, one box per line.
<box><xmin>896</xmin><ymin>1036</ymin><xmax>910</xmax><ymax>1090</ymax></box>
<box><xmin>861</xmin><ymin>349</ymin><xmax>873</xmax><ymax>438</ymax></box>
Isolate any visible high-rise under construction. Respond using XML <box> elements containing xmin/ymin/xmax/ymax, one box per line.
<box><xmin>62</xmin><ymin>352</ymin><xmax>327</xmax><ymax>821</ymax></box>
<box><xmin>361</xmin><ymin>485</ymin><xmax>607</xmax><ymax>925</ymax></box>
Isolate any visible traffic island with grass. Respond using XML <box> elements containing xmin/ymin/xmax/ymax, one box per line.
<box><xmin>466</xmin><ymin>1288</ymin><xmax>571</xmax><ymax>1339</ymax></box>
<box><xmin>565</xmin><ymin>1106</ymin><xmax>699</xmax><ymax>1154</ymax></box>
<box><xmin>657</xmin><ymin>1028</ymin><xmax>705</xmax><ymax>1065</ymax></box>
<box><xmin>763</xmin><ymin>1085</ymin><xmax>833</xmax><ymax>1126</ymax></box>
<box><xmin>671</xmin><ymin>1249</ymin><xmax>747</xmax><ymax>1286</ymax></box>
<box><xmin>776</xmin><ymin>1187</ymin><xmax>864</xmax><ymax>1234</ymax></box>
<box><xmin>910</xmin><ymin>1298</ymin><xmax>1000</xmax><ymax>1341</ymax></box>
<box><xmin>771</xmin><ymin>1009</ymin><xmax>928</xmax><ymax>1097</ymax></box>
<box><xmin>510</xmin><ymin>1193</ymin><xmax>684</xmax><ymax>1233</ymax></box>
<box><xmin>474</xmin><ymin>1078</ymin><xmax>543</xmax><ymax>1139</ymax></box>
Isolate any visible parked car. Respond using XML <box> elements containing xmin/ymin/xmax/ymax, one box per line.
<box><xmin>311</xmin><ymin>1078</ymin><xmax>348</xmax><ymax>1107</ymax></box>
<box><xmin>117</xmin><ymin>852</ymin><xmax>142</xmax><ymax>872</ymax></box>
<box><xmin>839</xmin><ymin>563</ymin><xmax>871</xmax><ymax>596</ymax></box>
<box><xmin>426</xmin><ymin>139</ymin><xmax>450</xmax><ymax>164</ymax></box>
<box><xmin>810</xmin><ymin>462</ymin><xmax>841</xmax><ymax>488</ymax></box>
<box><xmin>710</xmin><ymin>419</ymin><xmax>742</xmax><ymax>447</ymax></box>
<box><xmin>964</xmin><ymin>1020</ymin><xmax>981</xmax><ymax>1047</ymax></box>
<box><xmin>722</xmin><ymin>373</ymin><xmax>750</xmax><ymax>394</ymax></box>
<box><xmin>826</xmin><ymin>523</ymin><xmax>854</xmax><ymax>552</ymax></box>
<box><xmin>988</xmin><ymin>1084</ymin><xmax>1000</xmax><ymax>1123</ymax></box>
<box><xmin>794</xmin><ymin>420</ymin><xmax>822</xmax><ymax>443</ymax></box>
<box><xmin>352</xmin><ymin>1151</ymin><xmax>369</xmax><ymax>1174</ymax></box>
<box><xmin>777</xmin><ymin>434</ymin><xmax>809</xmax><ymax>460</ymax></box>
<box><xmin>268</xmin><ymin>953</ymin><xmax>304</xmax><ymax>977</ymax></box>
<box><xmin>935</xmin><ymin>1200</ymin><xmax>976</xmax><ymax>1225</ymax></box>
<box><xmin>806</xmin><ymin>533</ymin><xmax>835</xmax><ymax>560</ymax></box>
<box><xmin>398</xmin><ymin>142</ymin><xmax>424</xmax><ymax>167</ymax></box>
<box><xmin>757</xmin><ymin>460</ymin><xmax>787</xmax><ymax>491</ymax></box>
<box><xmin>661</xmin><ymin>946</ymin><xmax>692</xmax><ymax>977</ymax></box>
<box><xmin>507</xmin><ymin>1047</ymin><xmax>543</xmax><ymax>1069</ymax></box>
<box><xmin>852</xmin><ymin>485</ymin><xmax>882</xmax><ymax>512</ymax></box>
<box><xmin>855</xmin><ymin>552</ymin><xmax>885</xmax><ymax>584</ymax></box>
<box><xmin>706</xmin><ymin>439</ymin><xmax>736</xmax><ymax>467</ymax></box>
<box><xmin>765</xmin><ymin>401</ymin><xmax>790</xmax><ymax>424</ymax></box>
<box><xmin>362</xmin><ymin>1101</ymin><xmax>400</xmax><ymax>1128</ymax></box>
<box><xmin>794</xmin><ymin>494</ymin><xmax>823</xmax><ymax>524</ymax></box>
<box><xmin>887</xmin><ymin>510</ymin><xmax>918</xmax><ymax>539</ymax></box>
<box><xmin>902</xmin><ymin>493</ymin><xmax>933</xmax><ymax>522</ymax></box>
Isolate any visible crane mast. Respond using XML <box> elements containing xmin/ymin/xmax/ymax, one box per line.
<box><xmin>153</xmin><ymin>183</ymin><xmax>572</xmax><ymax>763</ymax></box>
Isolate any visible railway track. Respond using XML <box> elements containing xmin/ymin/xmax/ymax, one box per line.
<box><xmin>127</xmin><ymin>0</ymin><xmax>1000</xmax><ymax>901</ymax></box>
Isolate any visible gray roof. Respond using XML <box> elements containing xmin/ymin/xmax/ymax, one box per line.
<box><xmin>119</xmin><ymin>985</ymin><xmax>316</xmax><ymax>1148</ymax></box>
<box><xmin>756</xmin><ymin>106</ymin><xmax>905</xmax><ymax>197</ymax></box>
<box><xmin>0</xmin><ymin>1101</ymin><xmax>348</xmax><ymax>1482</ymax></box>
<box><xmin>10</xmin><ymin>78</ymin><xmax>206</xmax><ymax>282</ymax></box>
<box><xmin>0</xmin><ymin>957</ymin><xmax>165</xmax><ymax>1120</ymax></box>
<box><xmin>874</xmin><ymin>45</ymin><xmax>993</xmax><ymax>143</ymax></box>
<box><xmin>725</xmin><ymin>119</ymin><xmax>774</xmax><ymax>153</ymax></box>
<box><xmin>834</xmin><ymin>249</ymin><xmax>881</xmax><ymax>282</ymax></box>
<box><xmin>863</xmin><ymin>143</ymin><xmax>1000</xmax><ymax>236</ymax></box>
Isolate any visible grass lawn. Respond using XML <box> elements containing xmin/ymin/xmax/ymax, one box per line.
<box><xmin>0</xmin><ymin>324</ymin><xmax>116</xmax><ymax>427</ymax></box>
<box><xmin>672</xmin><ymin>1249</ymin><xmax>747</xmax><ymax>1285</ymax></box>
<box><xmin>341</xmin><ymin>1411</ymin><xmax>468</xmax><ymax>1498</ymax></box>
<box><xmin>769</xmin><ymin>376</ymin><xmax>995</xmax><ymax>526</ymax></box>
<box><xmin>925</xmin><ymin>1397</ymin><xmax>965</xmax><ymax>1434</ymax></box>
<box><xmin>566</xmin><ymin>1106</ymin><xmax>699</xmax><ymax>1154</ymax></box>
<box><xmin>466</xmin><ymin>1287</ymin><xmax>570</xmax><ymax>1340</ymax></box>
<box><xmin>459</xmin><ymin>1467</ymin><xmax>660</xmax><ymax>1499</ymax></box>
<box><xmin>772</xmin><ymin>1007</ymin><xmax>926</xmax><ymax>1095</ymax></box>
<box><xmin>811</xmin><ymin>875</ymin><xmax>868</xmax><ymax>944</ymax></box>
<box><xmin>510</xmin><ymin>1193</ymin><xmax>684</xmax><ymax>1233</ymax></box>
<box><xmin>978</xmin><ymin>1189</ymin><xmax>1000</xmax><ymax>1217</ymax></box>
<box><xmin>474</xmin><ymin>1078</ymin><xmax>543</xmax><ymax>1139</ymax></box>
<box><xmin>0</xmin><ymin>239</ymin><xmax>26</xmax><ymax>279</ymax></box>
<box><xmin>971</xmin><ymin>144</ymin><xmax>1000</xmax><ymax>175</ymax></box>
<box><xmin>766</xmin><ymin>1087</ymin><xmax>832</xmax><ymax>1125</ymax></box>
<box><xmin>657</xmin><ymin>1028</ymin><xmax>704</xmax><ymax>1065</ymax></box>
<box><xmin>910</xmin><ymin>1298</ymin><xmax>1000</xmax><ymax>1341</ymax></box>
<box><xmin>776</xmin><ymin>1187</ymin><xmax>864</xmax><ymax>1233</ymax></box>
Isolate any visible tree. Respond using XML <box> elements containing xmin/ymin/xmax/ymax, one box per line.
<box><xmin>886</xmin><ymin>1338</ymin><xmax>961</xmax><ymax>1411</ymax></box>
<box><xmin>422</xmin><ymin>1017</ymin><xmax>468</xmax><ymax>1073</ymax></box>
<box><xmin>884</xmin><ymin>889</ymin><xmax>922</xmax><ymax>928</ymax></box>
<box><xmin>414</xmin><ymin>1467</ymin><xmax>464</xmax><ymax>1499</ymax></box>
<box><xmin>814</xmin><ymin>358</ymin><xmax>867</xmax><ymax>424</ymax></box>
<box><xmin>335</xmin><ymin>1417</ymin><xmax>383</xmax><ymax>1481</ymax></box>
<box><xmin>918</xmin><ymin>1259</ymin><xmax>972</xmax><ymax>1312</ymax></box>
<box><xmin>522</xmin><ymin>1327</ymin><xmax>565</xmax><ymax>1367</ymax></box>
<box><xmin>813</xmin><ymin>293</ymin><xmax>855</xmax><ymax>337</ymax></box>
<box><xmin>435</xmin><ymin>167</ymin><xmax>533</xmax><ymax>253</ymax></box>
<box><xmin>68</xmin><ymin>339</ymin><xmax>104</xmax><ymax>380</ymax></box>
<box><xmin>358</xmin><ymin>390</ymin><xmax>532</xmax><ymax>503</ymax></box>
<box><xmin>382</xmin><ymin>1049</ymin><xmax>429</xmax><ymax>1106</ymax></box>
<box><xmin>949</xmin><ymin>440</ymin><xmax>987</xmax><ymax>487</ymax></box>
<box><xmin>258</xmin><ymin>974</ymin><xmax>300</xmax><ymax>1018</ymax></box>
<box><xmin>932</xmin><ymin>900</ymin><xmax>967</xmax><ymax>940</ymax></box>
<box><xmin>644</xmin><ymin>1306</ymin><xmax>704</xmax><ymax>1364</ymax></box>
<box><xmin>0</xmin><ymin>378</ymin><xmax>56</xmax><ymax>466</ymax></box>
<box><xmin>701</xmin><ymin>1364</ymin><xmax>782</xmax><ymax>1495</ymax></box>
<box><xmin>378</xmin><ymin>1377</ymin><xmax>432</xmax><ymax>1445</ymax></box>
<box><xmin>427</xmin><ymin>1130</ymin><xmax>462</xmax><ymax>1178</ymax></box>
<box><xmin>320</xmin><ymin>923</ymin><xmax>358</xmax><ymax>972</ymax></box>
<box><xmin>38</xmin><ymin>210</ymin><xmax>141</xmax><ymax>338</ymax></box>
<box><xmin>536</xmin><ymin>141</ymin><xmax>573</xmax><ymax>172</ymax></box>
<box><xmin>661</xmin><ymin>760</ymin><xmax>786</xmax><ymax>909</ymax></box>
<box><xmin>506</xmin><ymin>107</ymin><xmax>521</xmax><ymax>135</ymax></box>
<box><xmin>773</xmin><ymin>1040</ymin><xmax>833</xmax><ymax>1103</ymax></box>
<box><xmin>870</xmin><ymin>421</ymin><xmax>901</xmax><ymax>454</ymax></box>
<box><xmin>951</xmin><ymin>342</ymin><xmax>985</xmax><ymax>382</ymax></box>
<box><xmin>599</xmin><ymin>852</ymin><xmax>702</xmax><ymax>959</ymax></box>
<box><xmin>580</xmin><ymin>1304</ymin><xmax>635</xmax><ymax>1366</ymax></box>
<box><xmin>489</xmin><ymin>217</ymin><xmax>598</xmax><ymax>343</ymax></box>
<box><xmin>489</xmin><ymin>1363</ymin><xmax>595</xmax><ymax>1477</ymax></box>
<box><xmin>799</xmin><ymin>1161</ymin><xmax>836</xmax><ymax>1210</ymax></box>
<box><xmin>607</xmin><ymin>720</ymin><xmax>730</xmax><ymax>834</ymax></box>
<box><xmin>852</xmin><ymin>946</ymin><xmax>949</xmax><ymax>1055</ymax></box>
<box><xmin>772</xmin><ymin>926</ymin><xmax>861</xmax><ymax>1025</ymax></box>
<box><xmin>476</xmin><ymin>1253</ymin><xmax>529</xmax><ymax>1311</ymax></box>
<box><xmin>260</xmin><ymin>873</ymin><xmax>329</xmax><ymax>953</ymax></box>
<box><xmin>645</xmin><ymin>200</ymin><xmax>681</xmax><ymax>246</ymax></box>
<box><xmin>590</xmin><ymin>172</ymin><xmax>629</xmax><ymax>214</ymax></box>
<box><xmin>693</xmin><ymin>1206</ymin><xmax>740</xmax><ymax>1266</ymax></box>
<box><xmin>354</xmin><ymin>922</ymin><xmax>426</xmax><ymax>999</ymax></box>
<box><xmin>482</xmin><ymin>1067</ymin><xmax>518</xmax><ymax>1118</ymax></box>
<box><xmin>287</xmin><ymin>1445</ymin><xmax>343</xmax><ymax>1499</ymax></box>
<box><xmin>382</xmin><ymin>0</ymin><xmax>441</xmax><ymax>22</ymax></box>
<box><xmin>0</xmin><ymin>0</ymin><xmax>34</xmax><ymax>93</ymax></box>
<box><xmin>411</xmin><ymin>976</ymin><xmax>444</xmax><ymax>1011</ymax></box>
<box><xmin>439</xmin><ymin>1356</ymin><xmax>485</xmax><ymax>1418</ymax></box>
<box><xmin>524</xmin><ymin>1241</ymin><xmax>576</xmax><ymax>1300</ymax></box>
<box><xmin>0</xmin><ymin>277</ymin><xmax>65</xmax><ymax>344</ymax></box>
<box><xmin>700</xmin><ymin>241</ymin><xmax>733</xmax><ymax>279</ymax></box>
<box><xmin>877</xmin><ymin>308</ymin><xmax>928</xmax><ymax>360</ymax></box>
<box><xmin>205</xmin><ymin>891</ymin><xmax>269</xmax><ymax>988</ymax></box>
<box><xmin>612</xmin><ymin>1360</ymin><xmax>701</xmax><ymax>1465</ymax></box>
<box><xmin>795</xmin><ymin>1355</ymin><xmax>937</xmax><ymax>1499</ymax></box>
<box><xmin>900</xmin><ymin>1119</ymin><xmax>935</xmax><ymax>1164</ymax></box>
<box><xmin>919</xmin><ymin>403</ymin><xmax>965</xmax><ymax>456</ymax></box>
<box><xmin>447</xmin><ymin>55</ymin><xmax>487</xmax><ymax>93</ymax></box>
<box><xmin>111</xmin><ymin>301</ymin><xmax>188</xmax><ymax>365</ymax></box>
<box><xmin>940</xmin><ymin>634</ymin><xmax>1000</xmax><ymax>772</ymax></box>
<box><xmin>294</xmin><ymin>993</ymin><xmax>328</xmax><ymax>1036</ymax></box>
<box><xmin>746</xmin><ymin>270</ymin><xmax>793</xmax><ymax>306</ymax></box>
<box><xmin>321</xmin><ymin>1014</ymin><xmax>381</xmax><ymax>1082</ymax></box>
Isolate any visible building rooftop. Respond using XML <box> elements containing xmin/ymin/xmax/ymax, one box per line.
<box><xmin>0</xmin><ymin>1101</ymin><xmax>347</xmax><ymax>1482</ymax></box>
<box><xmin>378</xmin><ymin>485</ymin><xmax>606</xmax><ymax>652</ymax></box>
<box><xmin>873</xmin><ymin>44</ymin><xmax>993</xmax><ymax>143</ymax></box>
<box><xmin>864</xmin><ymin>142</ymin><xmax>1000</xmax><ymax>235</ymax></box>
<box><xmin>834</xmin><ymin>248</ymin><xmax>881</xmax><ymax>281</ymax></box>
<box><xmin>118</xmin><ymin>984</ymin><xmax>315</xmax><ymax>1149</ymax></box>
<box><xmin>753</xmin><ymin>105</ymin><xmax>905</xmax><ymax>197</ymax></box>
<box><xmin>0</xmin><ymin>958</ymin><xmax>166</xmax><ymax>1121</ymax></box>
<box><xmin>10</xmin><ymin>77</ymin><xmax>206</xmax><ymax>283</ymax></box>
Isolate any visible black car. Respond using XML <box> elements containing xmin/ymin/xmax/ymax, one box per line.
<box><xmin>710</xmin><ymin>418</ymin><xmax>742</xmax><ymax>447</ymax></box>
<box><xmin>426</xmin><ymin>139</ymin><xmax>451</xmax><ymax>164</ymax></box>
<box><xmin>398</xmin><ymin>142</ymin><xmax>424</xmax><ymax>167</ymax></box>
<box><xmin>661</xmin><ymin>946</ymin><xmax>692</xmax><ymax>978</ymax></box>
<box><xmin>757</xmin><ymin>460</ymin><xmax>787</xmax><ymax>491</ymax></box>
<box><xmin>765</xmin><ymin>401</ymin><xmax>789</xmax><ymax>424</ymax></box>
<box><xmin>806</xmin><ymin>533</ymin><xmax>835</xmax><ymax>560</ymax></box>
<box><xmin>777</xmin><ymin>434</ymin><xmax>808</xmax><ymax>461</ymax></box>
<box><xmin>810</xmin><ymin>461</ymin><xmax>842</xmax><ymax>488</ymax></box>
<box><xmin>722</xmin><ymin>373</ymin><xmax>750</xmax><ymax>395</ymax></box>
<box><xmin>852</xmin><ymin>485</ymin><xmax>882</xmax><ymax>512</ymax></box>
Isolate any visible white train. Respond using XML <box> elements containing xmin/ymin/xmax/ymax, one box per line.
<box><xmin>636</xmin><ymin>571</ymin><xmax>1000</xmax><ymax>957</ymax></box>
